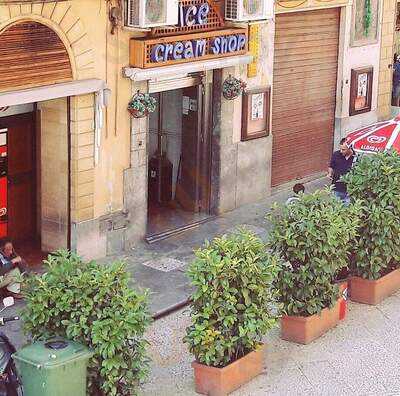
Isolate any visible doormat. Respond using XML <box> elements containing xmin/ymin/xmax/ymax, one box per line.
<box><xmin>141</xmin><ymin>257</ymin><xmax>185</xmax><ymax>272</ymax></box>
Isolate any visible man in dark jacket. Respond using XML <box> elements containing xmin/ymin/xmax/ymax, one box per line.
<box><xmin>327</xmin><ymin>138</ymin><xmax>356</xmax><ymax>205</ymax></box>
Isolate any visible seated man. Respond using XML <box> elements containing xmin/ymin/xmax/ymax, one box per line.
<box><xmin>0</xmin><ymin>239</ymin><xmax>24</xmax><ymax>299</ymax></box>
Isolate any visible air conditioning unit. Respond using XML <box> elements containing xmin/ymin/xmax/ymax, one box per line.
<box><xmin>125</xmin><ymin>0</ymin><xmax>178</xmax><ymax>28</ymax></box>
<box><xmin>225</xmin><ymin>0</ymin><xmax>273</xmax><ymax>22</ymax></box>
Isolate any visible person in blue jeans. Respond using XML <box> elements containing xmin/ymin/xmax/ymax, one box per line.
<box><xmin>327</xmin><ymin>138</ymin><xmax>356</xmax><ymax>206</ymax></box>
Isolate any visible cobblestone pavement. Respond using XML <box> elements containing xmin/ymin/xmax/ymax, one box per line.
<box><xmin>140</xmin><ymin>292</ymin><xmax>400</xmax><ymax>396</ymax></box>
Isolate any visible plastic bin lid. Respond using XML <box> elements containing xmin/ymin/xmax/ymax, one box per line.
<box><xmin>13</xmin><ymin>339</ymin><xmax>93</xmax><ymax>368</ymax></box>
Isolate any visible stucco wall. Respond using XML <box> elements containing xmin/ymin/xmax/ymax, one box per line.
<box><xmin>218</xmin><ymin>20</ymin><xmax>274</xmax><ymax>212</ymax></box>
<box><xmin>377</xmin><ymin>0</ymin><xmax>397</xmax><ymax>120</ymax></box>
<box><xmin>334</xmin><ymin>3</ymin><xmax>383</xmax><ymax>143</ymax></box>
<box><xmin>39</xmin><ymin>98</ymin><xmax>69</xmax><ymax>252</ymax></box>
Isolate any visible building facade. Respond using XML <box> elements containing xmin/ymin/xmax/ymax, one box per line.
<box><xmin>0</xmin><ymin>0</ymin><xmax>133</xmax><ymax>259</ymax></box>
<box><xmin>272</xmin><ymin>0</ymin><xmax>384</xmax><ymax>186</ymax></box>
<box><xmin>0</xmin><ymin>0</ymin><xmax>391</xmax><ymax>261</ymax></box>
<box><xmin>377</xmin><ymin>0</ymin><xmax>397</xmax><ymax>119</ymax></box>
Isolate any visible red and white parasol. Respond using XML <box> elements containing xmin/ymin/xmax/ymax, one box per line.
<box><xmin>346</xmin><ymin>115</ymin><xmax>400</xmax><ymax>154</ymax></box>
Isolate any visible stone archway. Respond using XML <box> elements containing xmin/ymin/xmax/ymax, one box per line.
<box><xmin>0</xmin><ymin>5</ymin><xmax>99</xmax><ymax>247</ymax></box>
<box><xmin>0</xmin><ymin>20</ymin><xmax>73</xmax><ymax>91</ymax></box>
<box><xmin>0</xmin><ymin>2</ymin><xmax>95</xmax><ymax>84</ymax></box>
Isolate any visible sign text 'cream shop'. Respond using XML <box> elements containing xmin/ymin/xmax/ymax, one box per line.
<box><xmin>150</xmin><ymin>34</ymin><xmax>247</xmax><ymax>63</ymax></box>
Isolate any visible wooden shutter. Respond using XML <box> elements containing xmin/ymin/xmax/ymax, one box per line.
<box><xmin>272</xmin><ymin>8</ymin><xmax>340</xmax><ymax>186</ymax></box>
<box><xmin>0</xmin><ymin>21</ymin><xmax>73</xmax><ymax>92</ymax></box>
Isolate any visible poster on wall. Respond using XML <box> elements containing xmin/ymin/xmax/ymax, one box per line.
<box><xmin>349</xmin><ymin>67</ymin><xmax>373</xmax><ymax>116</ymax></box>
<box><xmin>251</xmin><ymin>93</ymin><xmax>264</xmax><ymax>120</ymax></box>
<box><xmin>351</xmin><ymin>0</ymin><xmax>379</xmax><ymax>46</ymax></box>
<box><xmin>242</xmin><ymin>87</ymin><xmax>270</xmax><ymax>141</ymax></box>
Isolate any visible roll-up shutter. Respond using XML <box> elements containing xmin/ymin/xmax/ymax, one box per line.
<box><xmin>148</xmin><ymin>74</ymin><xmax>203</xmax><ymax>93</ymax></box>
<box><xmin>0</xmin><ymin>21</ymin><xmax>73</xmax><ymax>92</ymax></box>
<box><xmin>272</xmin><ymin>8</ymin><xmax>340</xmax><ymax>186</ymax></box>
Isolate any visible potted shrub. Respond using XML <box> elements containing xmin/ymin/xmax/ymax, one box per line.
<box><xmin>343</xmin><ymin>151</ymin><xmax>400</xmax><ymax>305</ymax></box>
<box><xmin>222</xmin><ymin>75</ymin><xmax>246</xmax><ymax>100</ymax></box>
<box><xmin>184</xmin><ymin>229</ymin><xmax>280</xmax><ymax>396</ymax></box>
<box><xmin>267</xmin><ymin>189</ymin><xmax>360</xmax><ymax>344</ymax></box>
<box><xmin>127</xmin><ymin>91</ymin><xmax>157</xmax><ymax>118</ymax></box>
<box><xmin>22</xmin><ymin>250</ymin><xmax>151</xmax><ymax>396</ymax></box>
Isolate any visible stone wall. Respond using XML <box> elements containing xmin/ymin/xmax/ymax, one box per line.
<box><xmin>377</xmin><ymin>0</ymin><xmax>397</xmax><ymax>119</ymax></box>
<box><xmin>39</xmin><ymin>98</ymin><xmax>69</xmax><ymax>252</ymax></box>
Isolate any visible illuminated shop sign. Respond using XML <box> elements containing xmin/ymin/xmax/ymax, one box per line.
<box><xmin>179</xmin><ymin>3</ymin><xmax>210</xmax><ymax>27</ymax></box>
<box><xmin>150</xmin><ymin>34</ymin><xmax>247</xmax><ymax>62</ymax></box>
<box><xmin>130</xmin><ymin>29</ymin><xmax>248</xmax><ymax>68</ymax></box>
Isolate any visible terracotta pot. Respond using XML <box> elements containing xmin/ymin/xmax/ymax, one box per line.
<box><xmin>128</xmin><ymin>107</ymin><xmax>148</xmax><ymax>118</ymax></box>
<box><xmin>222</xmin><ymin>91</ymin><xmax>239</xmax><ymax>100</ymax></box>
<box><xmin>281</xmin><ymin>297</ymin><xmax>343</xmax><ymax>345</ymax></box>
<box><xmin>349</xmin><ymin>268</ymin><xmax>400</xmax><ymax>305</ymax></box>
<box><xmin>192</xmin><ymin>344</ymin><xmax>265</xmax><ymax>396</ymax></box>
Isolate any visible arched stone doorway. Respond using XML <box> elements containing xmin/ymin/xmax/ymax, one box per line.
<box><xmin>0</xmin><ymin>21</ymin><xmax>73</xmax><ymax>91</ymax></box>
<box><xmin>0</xmin><ymin>20</ymin><xmax>75</xmax><ymax>256</ymax></box>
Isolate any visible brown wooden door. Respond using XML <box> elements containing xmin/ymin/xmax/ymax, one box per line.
<box><xmin>1</xmin><ymin>113</ymin><xmax>36</xmax><ymax>242</ymax></box>
<box><xmin>176</xmin><ymin>85</ymin><xmax>204</xmax><ymax>212</ymax></box>
<box><xmin>272</xmin><ymin>8</ymin><xmax>340</xmax><ymax>186</ymax></box>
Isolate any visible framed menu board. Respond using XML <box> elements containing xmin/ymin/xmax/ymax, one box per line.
<box><xmin>241</xmin><ymin>87</ymin><xmax>270</xmax><ymax>141</ymax></box>
<box><xmin>349</xmin><ymin>67</ymin><xmax>373</xmax><ymax>116</ymax></box>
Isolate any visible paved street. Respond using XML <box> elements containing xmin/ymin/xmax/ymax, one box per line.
<box><xmin>141</xmin><ymin>293</ymin><xmax>400</xmax><ymax>396</ymax></box>
<box><xmin>3</xmin><ymin>176</ymin><xmax>400</xmax><ymax>395</ymax></box>
<box><xmin>105</xmin><ymin>176</ymin><xmax>328</xmax><ymax>314</ymax></box>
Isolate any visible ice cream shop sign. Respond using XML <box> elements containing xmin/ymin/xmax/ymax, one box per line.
<box><xmin>130</xmin><ymin>29</ymin><xmax>248</xmax><ymax>68</ymax></box>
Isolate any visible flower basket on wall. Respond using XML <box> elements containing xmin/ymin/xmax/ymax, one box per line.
<box><xmin>127</xmin><ymin>92</ymin><xmax>157</xmax><ymax>118</ymax></box>
<box><xmin>222</xmin><ymin>75</ymin><xmax>246</xmax><ymax>100</ymax></box>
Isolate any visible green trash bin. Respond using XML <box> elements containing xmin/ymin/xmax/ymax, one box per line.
<box><xmin>13</xmin><ymin>339</ymin><xmax>93</xmax><ymax>396</ymax></box>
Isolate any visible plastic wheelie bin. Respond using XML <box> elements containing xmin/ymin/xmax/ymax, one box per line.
<box><xmin>13</xmin><ymin>339</ymin><xmax>93</xmax><ymax>396</ymax></box>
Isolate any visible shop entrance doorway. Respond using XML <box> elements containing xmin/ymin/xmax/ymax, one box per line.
<box><xmin>0</xmin><ymin>111</ymin><xmax>45</xmax><ymax>264</ymax></box>
<box><xmin>0</xmin><ymin>112</ymin><xmax>36</xmax><ymax>243</ymax></box>
<box><xmin>146</xmin><ymin>83</ymin><xmax>212</xmax><ymax>241</ymax></box>
<box><xmin>0</xmin><ymin>99</ymin><xmax>70</xmax><ymax>264</ymax></box>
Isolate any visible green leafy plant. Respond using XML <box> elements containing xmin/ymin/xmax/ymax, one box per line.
<box><xmin>222</xmin><ymin>75</ymin><xmax>247</xmax><ymax>100</ymax></box>
<box><xmin>343</xmin><ymin>151</ymin><xmax>400</xmax><ymax>280</ymax></box>
<box><xmin>184</xmin><ymin>229</ymin><xmax>280</xmax><ymax>368</ymax></box>
<box><xmin>22</xmin><ymin>251</ymin><xmax>151</xmax><ymax>396</ymax></box>
<box><xmin>127</xmin><ymin>92</ymin><xmax>157</xmax><ymax>117</ymax></box>
<box><xmin>267</xmin><ymin>189</ymin><xmax>361</xmax><ymax>317</ymax></box>
<box><xmin>364</xmin><ymin>0</ymin><xmax>372</xmax><ymax>36</ymax></box>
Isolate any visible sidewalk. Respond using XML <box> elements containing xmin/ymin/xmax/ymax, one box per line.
<box><xmin>3</xmin><ymin>177</ymin><xmax>326</xmax><ymax>350</ymax></box>
<box><xmin>104</xmin><ymin>177</ymin><xmax>328</xmax><ymax>314</ymax></box>
<box><xmin>5</xmin><ymin>176</ymin><xmax>400</xmax><ymax>396</ymax></box>
<box><xmin>141</xmin><ymin>293</ymin><xmax>400</xmax><ymax>395</ymax></box>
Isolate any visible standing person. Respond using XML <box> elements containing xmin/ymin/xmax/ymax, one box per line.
<box><xmin>0</xmin><ymin>239</ymin><xmax>24</xmax><ymax>299</ymax></box>
<box><xmin>393</xmin><ymin>53</ymin><xmax>400</xmax><ymax>107</ymax></box>
<box><xmin>327</xmin><ymin>138</ymin><xmax>356</xmax><ymax>205</ymax></box>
